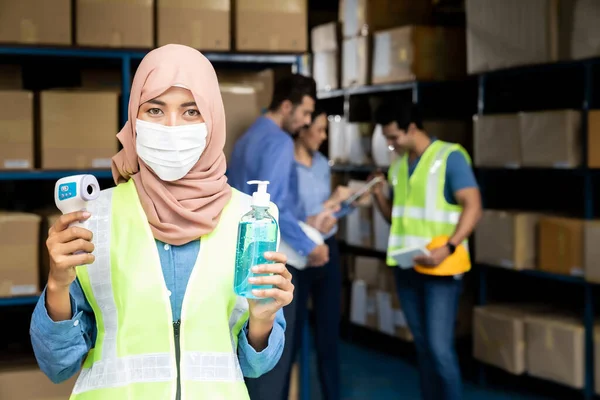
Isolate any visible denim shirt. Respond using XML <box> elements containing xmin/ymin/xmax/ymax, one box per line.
<box><xmin>30</xmin><ymin>239</ymin><xmax>286</xmax><ymax>384</ymax></box>
<box><xmin>295</xmin><ymin>151</ymin><xmax>337</xmax><ymax>239</ymax></box>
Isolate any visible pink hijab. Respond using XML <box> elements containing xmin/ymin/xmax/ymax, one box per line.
<box><xmin>111</xmin><ymin>44</ymin><xmax>232</xmax><ymax>246</ymax></box>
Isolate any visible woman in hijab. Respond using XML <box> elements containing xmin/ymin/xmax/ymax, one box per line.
<box><xmin>30</xmin><ymin>44</ymin><xmax>294</xmax><ymax>400</ymax></box>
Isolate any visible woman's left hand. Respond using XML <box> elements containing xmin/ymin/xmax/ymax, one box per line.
<box><xmin>247</xmin><ymin>251</ymin><xmax>294</xmax><ymax>323</ymax></box>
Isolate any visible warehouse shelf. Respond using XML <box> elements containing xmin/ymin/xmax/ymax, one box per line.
<box><xmin>339</xmin><ymin>242</ymin><xmax>387</xmax><ymax>260</ymax></box>
<box><xmin>0</xmin><ymin>45</ymin><xmax>303</xmax><ymax>64</ymax></box>
<box><xmin>474</xmin><ymin>56</ymin><xmax>600</xmax><ymax>79</ymax></box>
<box><xmin>0</xmin><ymin>296</ymin><xmax>39</xmax><ymax>307</ymax></box>
<box><xmin>478</xmin><ymin>263</ymin><xmax>587</xmax><ymax>285</ymax></box>
<box><xmin>330</xmin><ymin>164</ymin><xmax>388</xmax><ymax>174</ymax></box>
<box><xmin>318</xmin><ymin>82</ymin><xmax>417</xmax><ymax>99</ymax></box>
<box><xmin>475</xmin><ymin>55</ymin><xmax>597</xmax><ymax>400</ymax></box>
<box><xmin>0</xmin><ymin>170</ymin><xmax>113</xmax><ymax>181</ymax></box>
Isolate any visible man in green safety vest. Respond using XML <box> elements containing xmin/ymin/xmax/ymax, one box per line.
<box><xmin>371</xmin><ymin>102</ymin><xmax>482</xmax><ymax>400</ymax></box>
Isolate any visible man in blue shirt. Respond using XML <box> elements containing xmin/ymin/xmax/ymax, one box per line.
<box><xmin>228</xmin><ymin>74</ymin><xmax>329</xmax><ymax>400</ymax></box>
<box><xmin>371</xmin><ymin>102</ymin><xmax>482</xmax><ymax>400</ymax></box>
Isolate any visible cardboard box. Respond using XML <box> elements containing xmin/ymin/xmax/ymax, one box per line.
<box><xmin>520</xmin><ymin>110</ymin><xmax>582</xmax><ymax>168</ymax></box>
<box><xmin>235</xmin><ymin>0</ymin><xmax>307</xmax><ymax>52</ymax></box>
<box><xmin>423</xmin><ymin>120</ymin><xmax>471</xmax><ymax>154</ymax></box>
<box><xmin>0</xmin><ymin>0</ymin><xmax>71</xmax><ymax>45</ymax></box>
<box><xmin>217</xmin><ymin>69</ymin><xmax>274</xmax><ymax>113</ymax></box>
<box><xmin>473</xmin><ymin>113</ymin><xmax>521</xmax><ymax>168</ymax></box>
<box><xmin>466</xmin><ymin>0</ymin><xmax>572</xmax><ymax>73</ymax></box>
<box><xmin>569</xmin><ymin>0</ymin><xmax>600</xmax><ymax>61</ymax></box>
<box><xmin>584</xmin><ymin>221</ymin><xmax>600</xmax><ymax>283</ymax></box>
<box><xmin>76</xmin><ymin>0</ymin><xmax>154</xmax><ymax>48</ymax></box>
<box><xmin>313</xmin><ymin>51</ymin><xmax>339</xmax><ymax>92</ymax></box>
<box><xmin>39</xmin><ymin>90</ymin><xmax>119</xmax><ymax>170</ymax></box>
<box><xmin>311</xmin><ymin>21</ymin><xmax>339</xmax><ymax>53</ymax></box>
<box><xmin>587</xmin><ymin>110</ymin><xmax>600</xmax><ymax>168</ymax></box>
<box><xmin>158</xmin><ymin>0</ymin><xmax>230</xmax><ymax>50</ymax></box>
<box><xmin>473</xmin><ymin>305</ymin><xmax>532</xmax><ymax>375</ymax></box>
<box><xmin>328</xmin><ymin>115</ymin><xmax>347</xmax><ymax>163</ymax></box>
<box><xmin>526</xmin><ymin>314</ymin><xmax>585</xmax><ymax>389</ymax></box>
<box><xmin>0</xmin><ymin>91</ymin><xmax>34</xmax><ymax>170</ymax></box>
<box><xmin>475</xmin><ymin>210</ymin><xmax>540</xmax><ymax>270</ymax></box>
<box><xmin>341</xmin><ymin>0</ymin><xmax>432</xmax><ymax>38</ymax></box>
<box><xmin>0</xmin><ymin>212</ymin><xmax>41</xmax><ymax>297</ymax></box>
<box><xmin>342</xmin><ymin>36</ymin><xmax>370</xmax><ymax>88</ymax></box>
<box><xmin>349</xmin><ymin>279</ymin><xmax>377</xmax><ymax>330</ymax></box>
<box><xmin>372</xmin><ymin>26</ymin><xmax>466</xmax><ymax>84</ymax></box>
<box><xmin>538</xmin><ymin>216</ymin><xmax>584</xmax><ymax>276</ymax></box>
<box><xmin>353</xmin><ymin>256</ymin><xmax>381</xmax><ymax>286</ymax></box>
<box><xmin>0</xmin><ymin>364</ymin><xmax>78</xmax><ymax>399</ymax></box>
<box><xmin>220</xmin><ymin>84</ymin><xmax>260</xmax><ymax>163</ymax></box>
<box><xmin>346</xmin><ymin>122</ymin><xmax>372</xmax><ymax>165</ymax></box>
<box><xmin>0</xmin><ymin>65</ymin><xmax>23</xmax><ymax>90</ymax></box>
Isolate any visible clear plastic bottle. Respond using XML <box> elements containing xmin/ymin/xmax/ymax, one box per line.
<box><xmin>233</xmin><ymin>180</ymin><xmax>279</xmax><ymax>298</ymax></box>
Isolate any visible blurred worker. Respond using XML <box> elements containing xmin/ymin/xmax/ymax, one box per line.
<box><xmin>371</xmin><ymin>102</ymin><xmax>482</xmax><ymax>400</ymax></box>
<box><xmin>228</xmin><ymin>75</ymin><xmax>331</xmax><ymax>400</ymax></box>
<box><xmin>289</xmin><ymin>104</ymin><xmax>354</xmax><ymax>400</ymax></box>
<box><xmin>30</xmin><ymin>44</ymin><xmax>293</xmax><ymax>400</ymax></box>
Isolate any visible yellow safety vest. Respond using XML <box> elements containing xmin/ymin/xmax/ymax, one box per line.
<box><xmin>386</xmin><ymin>140</ymin><xmax>471</xmax><ymax>276</ymax></box>
<box><xmin>70</xmin><ymin>179</ymin><xmax>278</xmax><ymax>400</ymax></box>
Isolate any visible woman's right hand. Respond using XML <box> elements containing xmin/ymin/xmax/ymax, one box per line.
<box><xmin>46</xmin><ymin>211</ymin><xmax>95</xmax><ymax>290</ymax></box>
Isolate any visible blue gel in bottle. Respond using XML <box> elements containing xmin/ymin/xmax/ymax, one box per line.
<box><xmin>234</xmin><ymin>180</ymin><xmax>279</xmax><ymax>299</ymax></box>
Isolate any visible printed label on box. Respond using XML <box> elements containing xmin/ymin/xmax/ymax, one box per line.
<box><xmin>92</xmin><ymin>158</ymin><xmax>112</xmax><ymax>168</ymax></box>
<box><xmin>11</xmin><ymin>284</ymin><xmax>37</xmax><ymax>296</ymax></box>
<box><xmin>4</xmin><ymin>159</ymin><xmax>30</xmax><ymax>169</ymax></box>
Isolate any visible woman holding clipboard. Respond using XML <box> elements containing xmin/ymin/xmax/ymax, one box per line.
<box><xmin>288</xmin><ymin>105</ymin><xmax>352</xmax><ymax>400</ymax></box>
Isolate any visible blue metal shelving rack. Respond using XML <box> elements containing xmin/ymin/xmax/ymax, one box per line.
<box><xmin>0</xmin><ymin>44</ymin><xmax>313</xmax><ymax>397</ymax></box>
<box><xmin>475</xmin><ymin>59</ymin><xmax>599</xmax><ymax>400</ymax></box>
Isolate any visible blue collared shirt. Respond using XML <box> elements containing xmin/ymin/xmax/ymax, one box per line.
<box><xmin>295</xmin><ymin>151</ymin><xmax>337</xmax><ymax>239</ymax></box>
<box><xmin>30</xmin><ymin>239</ymin><xmax>285</xmax><ymax>384</ymax></box>
<box><xmin>228</xmin><ymin>116</ymin><xmax>317</xmax><ymax>257</ymax></box>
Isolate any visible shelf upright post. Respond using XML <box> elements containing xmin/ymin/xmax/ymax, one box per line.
<box><xmin>476</xmin><ymin>73</ymin><xmax>488</xmax><ymax>387</ymax></box>
<box><xmin>298</xmin><ymin>52</ymin><xmax>312</xmax><ymax>400</ymax></box>
<box><xmin>412</xmin><ymin>82</ymin><xmax>420</xmax><ymax>104</ymax></box>
<box><xmin>582</xmin><ymin>61</ymin><xmax>595</xmax><ymax>400</ymax></box>
<box><xmin>120</xmin><ymin>53</ymin><xmax>132</xmax><ymax>128</ymax></box>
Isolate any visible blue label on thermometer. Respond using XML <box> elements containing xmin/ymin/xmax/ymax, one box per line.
<box><xmin>57</xmin><ymin>182</ymin><xmax>77</xmax><ymax>201</ymax></box>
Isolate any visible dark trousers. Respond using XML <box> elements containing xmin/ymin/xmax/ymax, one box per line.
<box><xmin>245</xmin><ymin>237</ymin><xmax>341</xmax><ymax>400</ymax></box>
<box><xmin>393</xmin><ymin>268</ymin><xmax>464</xmax><ymax>400</ymax></box>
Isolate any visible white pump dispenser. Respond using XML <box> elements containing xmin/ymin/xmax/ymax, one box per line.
<box><xmin>247</xmin><ymin>180</ymin><xmax>270</xmax><ymax>207</ymax></box>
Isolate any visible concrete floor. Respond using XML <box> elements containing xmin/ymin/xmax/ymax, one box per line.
<box><xmin>307</xmin><ymin>341</ymin><xmax>552</xmax><ymax>400</ymax></box>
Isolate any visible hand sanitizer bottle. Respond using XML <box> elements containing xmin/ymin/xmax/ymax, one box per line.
<box><xmin>234</xmin><ymin>180</ymin><xmax>279</xmax><ymax>299</ymax></box>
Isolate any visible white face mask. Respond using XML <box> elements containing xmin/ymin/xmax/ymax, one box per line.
<box><xmin>135</xmin><ymin>118</ymin><xmax>208</xmax><ymax>181</ymax></box>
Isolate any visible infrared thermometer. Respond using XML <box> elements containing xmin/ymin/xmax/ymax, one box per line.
<box><xmin>54</xmin><ymin>174</ymin><xmax>101</xmax><ymax>230</ymax></box>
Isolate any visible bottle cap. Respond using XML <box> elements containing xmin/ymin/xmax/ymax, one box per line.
<box><xmin>247</xmin><ymin>180</ymin><xmax>270</xmax><ymax>207</ymax></box>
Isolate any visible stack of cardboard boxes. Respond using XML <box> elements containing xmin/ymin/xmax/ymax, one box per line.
<box><xmin>466</xmin><ymin>0</ymin><xmax>600</xmax><ymax>74</ymax></box>
<box><xmin>0</xmin><ymin>0</ymin><xmax>308</xmax><ymax>52</ymax></box>
<box><xmin>474</xmin><ymin>304</ymin><xmax>586</xmax><ymax>390</ymax></box>
<box><xmin>473</xmin><ymin>111</ymin><xmax>582</xmax><ymax>169</ymax></box>
<box><xmin>475</xmin><ymin>209</ymin><xmax>600</xmax><ymax>281</ymax></box>
<box><xmin>311</xmin><ymin>0</ymin><xmax>465</xmax><ymax>92</ymax></box>
<box><xmin>349</xmin><ymin>255</ymin><xmax>473</xmax><ymax>341</ymax></box>
<box><xmin>0</xmin><ymin>64</ymin><xmax>276</xmax><ymax>170</ymax></box>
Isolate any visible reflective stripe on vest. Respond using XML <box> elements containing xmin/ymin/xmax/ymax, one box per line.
<box><xmin>71</xmin><ymin>180</ymin><xmax>272</xmax><ymax>399</ymax></box>
<box><xmin>386</xmin><ymin>141</ymin><xmax>470</xmax><ymax>267</ymax></box>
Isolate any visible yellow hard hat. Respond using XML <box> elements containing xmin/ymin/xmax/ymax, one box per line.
<box><xmin>414</xmin><ymin>235</ymin><xmax>471</xmax><ymax>276</ymax></box>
